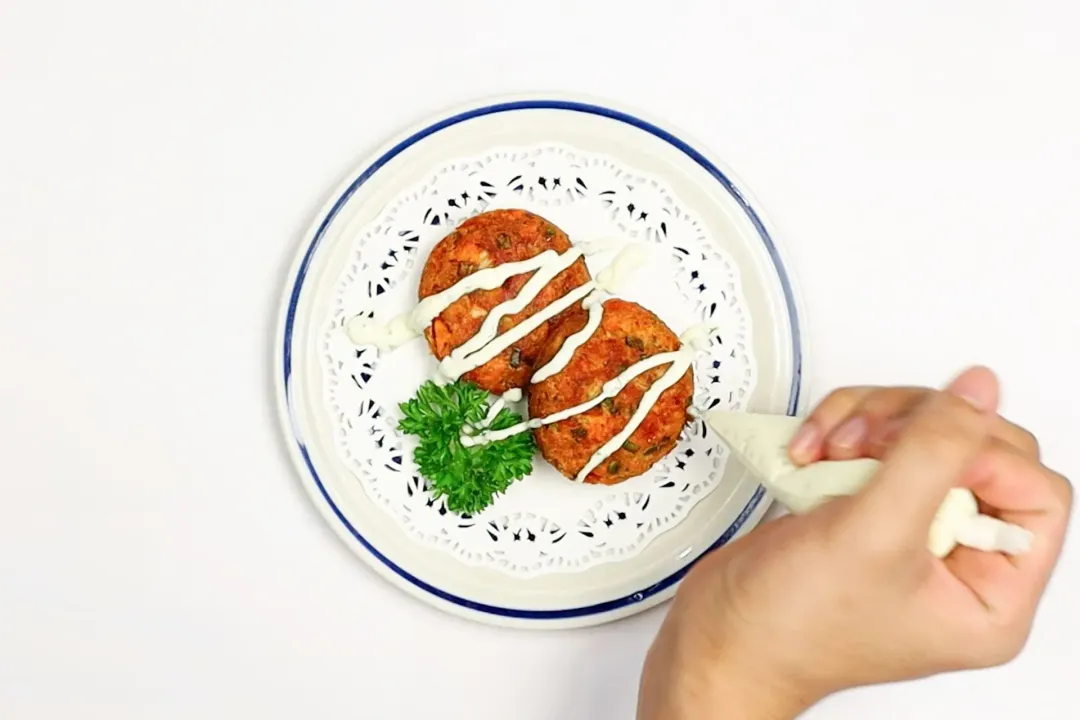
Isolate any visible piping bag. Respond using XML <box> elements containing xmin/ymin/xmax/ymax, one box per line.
<box><xmin>706</xmin><ymin>411</ymin><xmax>1034</xmax><ymax>558</ymax></box>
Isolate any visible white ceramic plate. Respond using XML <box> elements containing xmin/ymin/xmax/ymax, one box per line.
<box><xmin>275</xmin><ymin>94</ymin><xmax>809</xmax><ymax>629</ymax></box>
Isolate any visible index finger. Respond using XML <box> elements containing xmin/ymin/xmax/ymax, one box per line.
<box><xmin>850</xmin><ymin>389</ymin><xmax>993</xmax><ymax>546</ymax></box>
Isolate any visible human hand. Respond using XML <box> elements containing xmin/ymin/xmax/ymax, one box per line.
<box><xmin>637</xmin><ymin>368</ymin><xmax>1072</xmax><ymax>720</ymax></box>
<box><xmin>784</xmin><ymin>366</ymin><xmax>1041</xmax><ymax>465</ymax></box>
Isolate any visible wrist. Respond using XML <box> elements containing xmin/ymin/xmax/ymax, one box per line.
<box><xmin>638</xmin><ymin>613</ymin><xmax>813</xmax><ymax>720</ymax></box>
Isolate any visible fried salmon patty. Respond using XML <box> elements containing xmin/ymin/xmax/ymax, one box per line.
<box><xmin>418</xmin><ymin>209</ymin><xmax>591</xmax><ymax>395</ymax></box>
<box><xmin>528</xmin><ymin>299</ymin><xmax>694</xmax><ymax>485</ymax></box>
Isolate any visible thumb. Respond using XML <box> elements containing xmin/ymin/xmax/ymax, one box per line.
<box><xmin>944</xmin><ymin>365</ymin><xmax>1000</xmax><ymax>414</ymax></box>
<box><xmin>848</xmin><ymin>371</ymin><xmax>995</xmax><ymax>548</ymax></box>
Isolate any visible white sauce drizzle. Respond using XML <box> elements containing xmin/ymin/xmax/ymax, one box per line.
<box><xmin>435</xmin><ymin>243</ymin><xmax>643</xmax><ymax>382</ymax></box>
<box><xmin>572</xmin><ymin>353</ymin><xmax>692</xmax><ymax>482</ymax></box>
<box><xmin>462</xmin><ymin>325</ymin><xmax>712</xmax><ymax>482</ymax></box>
<box><xmin>442</xmin><ymin>241</ymin><xmax>613</xmax><ymax>375</ymax></box>
<box><xmin>460</xmin><ymin>348</ymin><xmax>685</xmax><ymax>447</ymax></box>
<box><xmin>345</xmin><ymin>312</ymin><xmax>417</xmax><ymax>351</ymax></box>
<box><xmin>530</xmin><ymin>291</ymin><xmax>607</xmax><ymax>384</ymax></box>
<box><xmin>479</xmin><ymin>398</ymin><xmax>507</xmax><ymax>429</ymax></box>
<box><xmin>346</xmin><ymin>240</ymin><xmax>621</xmax><ymax>351</ymax></box>
<box><xmin>438</xmin><ymin>280</ymin><xmax>598</xmax><ymax>382</ymax></box>
<box><xmin>474</xmin><ymin>388</ymin><xmax>523</xmax><ymax>430</ymax></box>
<box><xmin>595</xmin><ymin>243</ymin><xmax>646</xmax><ymax>292</ymax></box>
<box><xmin>570</xmin><ymin>325</ymin><xmax>712</xmax><ymax>482</ymax></box>
<box><xmin>345</xmin><ymin>234</ymin><xmax>702</xmax><ymax>484</ymax></box>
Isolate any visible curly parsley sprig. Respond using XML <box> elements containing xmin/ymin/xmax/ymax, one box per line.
<box><xmin>398</xmin><ymin>380</ymin><xmax>535</xmax><ymax>515</ymax></box>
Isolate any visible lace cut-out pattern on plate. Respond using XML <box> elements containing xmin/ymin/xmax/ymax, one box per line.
<box><xmin>320</xmin><ymin>144</ymin><xmax>758</xmax><ymax>576</ymax></box>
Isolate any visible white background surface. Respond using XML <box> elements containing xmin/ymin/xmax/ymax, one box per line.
<box><xmin>1</xmin><ymin>1</ymin><xmax>1078</xmax><ymax>718</ymax></box>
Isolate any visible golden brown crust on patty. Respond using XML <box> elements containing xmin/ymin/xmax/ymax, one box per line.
<box><xmin>528</xmin><ymin>299</ymin><xmax>693</xmax><ymax>485</ymax></box>
<box><xmin>418</xmin><ymin>209</ymin><xmax>591</xmax><ymax>395</ymax></box>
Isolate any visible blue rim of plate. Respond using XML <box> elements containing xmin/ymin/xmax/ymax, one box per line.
<box><xmin>282</xmin><ymin>99</ymin><xmax>803</xmax><ymax>620</ymax></box>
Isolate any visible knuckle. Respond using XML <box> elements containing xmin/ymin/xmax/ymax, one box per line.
<box><xmin>1052</xmin><ymin>470</ymin><xmax>1073</xmax><ymax>512</ymax></box>
<box><xmin>1009</xmin><ymin>424</ymin><xmax>1041</xmax><ymax>459</ymax></box>
<box><xmin>1024</xmin><ymin>462</ymin><xmax>1074</xmax><ymax>514</ymax></box>
<box><xmin>813</xmin><ymin>387</ymin><xmax>871</xmax><ymax>420</ymax></box>
<box><xmin>860</xmin><ymin>388</ymin><xmax>930</xmax><ymax>448</ymax></box>
<box><xmin>906</xmin><ymin>392</ymin><xmax>987</xmax><ymax>455</ymax></box>
<box><xmin>972</xmin><ymin>638</ymin><xmax>1024</xmax><ymax>669</ymax></box>
<box><xmin>980</xmin><ymin>624</ymin><xmax>1032</xmax><ymax>668</ymax></box>
<box><xmin>860</xmin><ymin>386</ymin><xmax>929</xmax><ymax>419</ymax></box>
<box><xmin>951</xmin><ymin>616</ymin><xmax>1032</xmax><ymax>670</ymax></box>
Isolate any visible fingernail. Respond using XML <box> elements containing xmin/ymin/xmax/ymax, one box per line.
<box><xmin>788</xmin><ymin>422</ymin><xmax>820</xmax><ymax>461</ymax></box>
<box><xmin>830</xmin><ymin>416</ymin><xmax>867</xmax><ymax>451</ymax></box>
<box><xmin>954</xmin><ymin>392</ymin><xmax>984</xmax><ymax>411</ymax></box>
<box><xmin>945</xmin><ymin>366</ymin><xmax>996</xmax><ymax>412</ymax></box>
<box><xmin>947</xmin><ymin>385</ymin><xmax>989</xmax><ymax>412</ymax></box>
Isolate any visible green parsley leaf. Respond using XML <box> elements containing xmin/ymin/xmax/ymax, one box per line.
<box><xmin>397</xmin><ymin>379</ymin><xmax>535</xmax><ymax>515</ymax></box>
